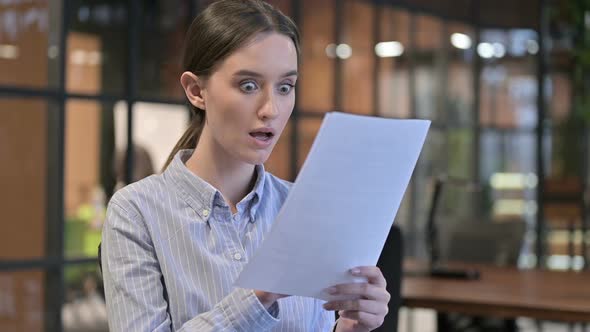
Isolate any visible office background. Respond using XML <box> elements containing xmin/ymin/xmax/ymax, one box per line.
<box><xmin>0</xmin><ymin>0</ymin><xmax>587</xmax><ymax>331</ymax></box>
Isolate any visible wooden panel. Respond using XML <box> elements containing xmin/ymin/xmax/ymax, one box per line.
<box><xmin>0</xmin><ymin>1</ymin><xmax>49</xmax><ymax>87</ymax></box>
<box><xmin>299</xmin><ymin>0</ymin><xmax>335</xmax><ymax>113</ymax></box>
<box><xmin>264</xmin><ymin>121</ymin><xmax>292</xmax><ymax>181</ymax></box>
<box><xmin>377</xmin><ymin>8</ymin><xmax>410</xmax><ymax>118</ymax></box>
<box><xmin>0</xmin><ymin>100</ymin><xmax>47</xmax><ymax>259</ymax></box>
<box><xmin>415</xmin><ymin>14</ymin><xmax>443</xmax><ymax>50</ymax></box>
<box><xmin>266</xmin><ymin>0</ymin><xmax>291</xmax><ymax>15</ymax></box>
<box><xmin>341</xmin><ymin>0</ymin><xmax>374</xmax><ymax>115</ymax></box>
<box><xmin>297</xmin><ymin>118</ymin><xmax>322</xmax><ymax>171</ymax></box>
<box><xmin>66</xmin><ymin>32</ymin><xmax>102</xmax><ymax>94</ymax></box>
<box><xmin>64</xmin><ymin>32</ymin><xmax>102</xmax><ymax>218</ymax></box>
<box><xmin>64</xmin><ymin>100</ymin><xmax>101</xmax><ymax>218</ymax></box>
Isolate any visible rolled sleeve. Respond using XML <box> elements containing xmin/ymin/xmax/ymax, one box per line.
<box><xmin>192</xmin><ymin>288</ymin><xmax>280</xmax><ymax>331</ymax></box>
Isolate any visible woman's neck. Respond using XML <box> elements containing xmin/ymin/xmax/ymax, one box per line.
<box><xmin>185</xmin><ymin>128</ymin><xmax>256</xmax><ymax>214</ymax></box>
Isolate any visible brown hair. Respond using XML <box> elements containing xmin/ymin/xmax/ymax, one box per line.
<box><xmin>163</xmin><ymin>0</ymin><xmax>301</xmax><ymax>170</ymax></box>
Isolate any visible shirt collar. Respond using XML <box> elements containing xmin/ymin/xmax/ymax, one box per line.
<box><xmin>164</xmin><ymin>149</ymin><xmax>266</xmax><ymax>223</ymax></box>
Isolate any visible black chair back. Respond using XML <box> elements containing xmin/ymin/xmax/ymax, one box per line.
<box><xmin>374</xmin><ymin>224</ymin><xmax>403</xmax><ymax>332</ymax></box>
<box><xmin>98</xmin><ymin>242</ymin><xmax>102</xmax><ymax>273</ymax></box>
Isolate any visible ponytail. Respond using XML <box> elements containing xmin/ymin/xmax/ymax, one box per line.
<box><xmin>162</xmin><ymin>108</ymin><xmax>205</xmax><ymax>171</ymax></box>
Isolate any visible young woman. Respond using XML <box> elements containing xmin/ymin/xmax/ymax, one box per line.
<box><xmin>101</xmin><ymin>1</ymin><xmax>390</xmax><ymax>331</ymax></box>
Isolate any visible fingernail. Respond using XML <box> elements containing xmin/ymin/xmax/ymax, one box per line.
<box><xmin>326</xmin><ymin>287</ymin><xmax>338</xmax><ymax>294</ymax></box>
<box><xmin>350</xmin><ymin>268</ymin><xmax>361</xmax><ymax>275</ymax></box>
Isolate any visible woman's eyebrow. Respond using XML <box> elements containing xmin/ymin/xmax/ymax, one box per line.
<box><xmin>232</xmin><ymin>69</ymin><xmax>299</xmax><ymax>78</ymax></box>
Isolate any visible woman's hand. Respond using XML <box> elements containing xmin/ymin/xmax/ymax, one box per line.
<box><xmin>323</xmin><ymin>266</ymin><xmax>390</xmax><ymax>332</ymax></box>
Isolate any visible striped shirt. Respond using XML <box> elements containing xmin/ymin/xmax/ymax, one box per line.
<box><xmin>101</xmin><ymin>149</ymin><xmax>336</xmax><ymax>331</ymax></box>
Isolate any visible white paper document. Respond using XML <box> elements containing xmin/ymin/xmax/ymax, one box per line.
<box><xmin>234</xmin><ymin>112</ymin><xmax>430</xmax><ymax>301</ymax></box>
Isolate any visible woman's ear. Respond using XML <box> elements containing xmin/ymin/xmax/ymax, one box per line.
<box><xmin>180</xmin><ymin>71</ymin><xmax>206</xmax><ymax>110</ymax></box>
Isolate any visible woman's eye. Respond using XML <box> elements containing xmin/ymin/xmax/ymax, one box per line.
<box><xmin>240</xmin><ymin>81</ymin><xmax>258</xmax><ymax>93</ymax></box>
<box><xmin>278</xmin><ymin>83</ymin><xmax>294</xmax><ymax>95</ymax></box>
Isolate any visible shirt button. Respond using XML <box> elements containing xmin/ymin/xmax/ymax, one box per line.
<box><xmin>233</xmin><ymin>253</ymin><xmax>243</xmax><ymax>261</ymax></box>
<box><xmin>202</xmin><ymin>209</ymin><xmax>210</xmax><ymax>217</ymax></box>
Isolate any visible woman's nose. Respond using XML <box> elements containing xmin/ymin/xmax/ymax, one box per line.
<box><xmin>258</xmin><ymin>92</ymin><xmax>279</xmax><ymax>120</ymax></box>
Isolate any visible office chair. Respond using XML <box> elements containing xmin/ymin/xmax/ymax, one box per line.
<box><xmin>442</xmin><ymin>220</ymin><xmax>526</xmax><ymax>267</ymax></box>
<box><xmin>430</xmin><ymin>176</ymin><xmax>526</xmax><ymax>332</ymax></box>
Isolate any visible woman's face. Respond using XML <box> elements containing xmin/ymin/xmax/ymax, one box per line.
<box><xmin>199</xmin><ymin>32</ymin><xmax>298</xmax><ymax>165</ymax></box>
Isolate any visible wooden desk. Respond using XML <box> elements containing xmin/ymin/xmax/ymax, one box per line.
<box><xmin>402</xmin><ymin>262</ymin><xmax>590</xmax><ymax>323</ymax></box>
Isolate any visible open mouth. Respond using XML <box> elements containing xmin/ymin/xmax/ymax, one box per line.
<box><xmin>249</xmin><ymin>130</ymin><xmax>275</xmax><ymax>141</ymax></box>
